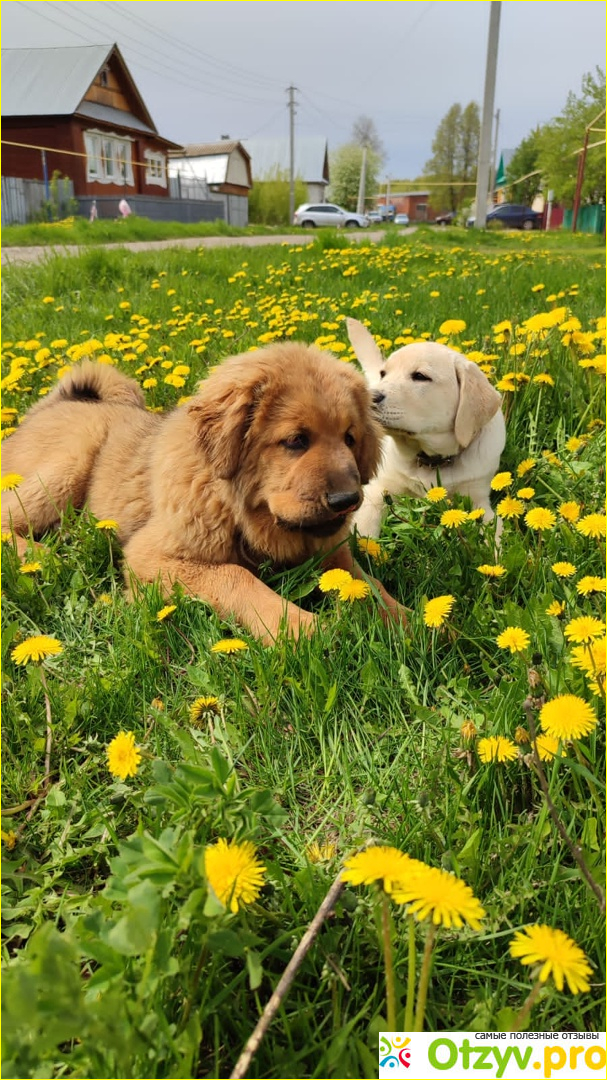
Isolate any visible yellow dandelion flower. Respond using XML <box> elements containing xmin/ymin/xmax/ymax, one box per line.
<box><xmin>440</xmin><ymin>509</ymin><xmax>469</xmax><ymax>528</ymax></box>
<box><xmin>338</xmin><ymin>578</ymin><xmax>371</xmax><ymax>602</ymax></box>
<box><xmin>106</xmin><ymin>731</ymin><xmax>141</xmax><ymax>780</ymax></box>
<box><xmin>490</xmin><ymin>472</ymin><xmax>512</xmax><ymax>491</ymax></box>
<box><xmin>189</xmin><ymin>696</ymin><xmax>220</xmax><ymax>724</ymax></box>
<box><xmin>1</xmin><ymin>472</ymin><xmax>24</xmax><ymax>491</ymax></box>
<box><xmin>19</xmin><ymin>562</ymin><xmax>42</xmax><ymax>575</ymax></box>
<box><xmin>356</xmin><ymin>537</ymin><xmax>388</xmax><ymax>562</ymax></box>
<box><xmin>467</xmin><ymin>508</ymin><xmax>486</xmax><ymax>521</ymax></box>
<box><xmin>576</xmin><ymin>513</ymin><xmax>606</xmax><ymax>539</ymax></box>
<box><xmin>423</xmin><ymin>594</ymin><xmax>455</xmax><ymax>628</ymax></box>
<box><xmin>477</xmin><ymin>736</ymin><xmax>519</xmax><ymax>764</ymax></box>
<box><xmin>516</xmin><ymin>487</ymin><xmax>535</xmax><ymax>500</ymax></box>
<box><xmin>11</xmin><ymin>635</ymin><xmax>63</xmax><ymax>665</ymax></box>
<box><xmin>496</xmin><ymin>627</ymin><xmax>530</xmax><ymax>653</ymax></box>
<box><xmin>342</xmin><ymin>845</ymin><xmax>422</xmax><ymax>892</ymax></box>
<box><xmin>576</xmin><ymin>576</ymin><xmax>606</xmax><ymax>596</ymax></box>
<box><xmin>95</xmin><ymin>519</ymin><xmax>118</xmax><ymax>531</ymax></box>
<box><xmin>211</xmin><ymin>638</ymin><xmax>248</xmax><ymax>654</ymax></box>
<box><xmin>426</xmin><ymin>486</ymin><xmax>448</xmax><ymax>502</ymax></box>
<box><xmin>517</xmin><ymin>459</ymin><xmax>536</xmax><ymax>477</ymax></box>
<box><xmin>559</xmin><ymin>501</ymin><xmax>581</xmax><ymax>523</ymax></box>
<box><xmin>477</xmin><ymin>564</ymin><xmax>506</xmax><ymax>578</ymax></box>
<box><xmin>564</xmin><ymin>616</ymin><xmax>605</xmax><ymax>645</ymax></box>
<box><xmin>551</xmin><ymin>561</ymin><xmax>577</xmax><ymax>578</ymax></box>
<box><xmin>496</xmin><ymin>497</ymin><xmax>524</xmax><ymax>519</ymax></box>
<box><xmin>204</xmin><ymin>838</ymin><xmax>266</xmax><ymax>913</ymax></box>
<box><xmin>318</xmin><ymin>568</ymin><xmax>353</xmax><ymax>593</ymax></box>
<box><xmin>509</xmin><ymin>925</ymin><xmax>592</xmax><ymax>994</ymax></box>
<box><xmin>307</xmin><ymin>841</ymin><xmax>337</xmax><ymax>863</ymax></box>
<box><xmin>569</xmin><ymin>640</ymin><xmax>606</xmax><ymax>677</ymax></box>
<box><xmin>533</xmin><ymin>373</ymin><xmax>555</xmax><ymax>386</ymax></box>
<box><xmin>539</xmin><ymin>695</ymin><xmax>598</xmax><ymax>741</ymax></box>
<box><xmin>439</xmin><ymin>319</ymin><xmax>466</xmax><ymax>335</ymax></box>
<box><xmin>534</xmin><ymin>734</ymin><xmax>562</xmax><ymax>762</ymax></box>
<box><xmin>390</xmin><ymin>865</ymin><xmax>485</xmax><ymax>930</ymax></box>
<box><xmin>525</xmin><ymin>507</ymin><xmax>556</xmax><ymax>531</ymax></box>
<box><xmin>514</xmin><ymin>726</ymin><xmax>530</xmax><ymax>745</ymax></box>
<box><xmin>460</xmin><ymin>720</ymin><xmax>478</xmax><ymax>741</ymax></box>
<box><xmin>531</xmin><ymin>283</ymin><xmax>545</xmax><ymax>293</ymax></box>
<box><xmin>545</xmin><ymin>600</ymin><xmax>565</xmax><ymax>617</ymax></box>
<box><xmin>1</xmin><ymin>531</ymin><xmax>14</xmax><ymax>543</ymax></box>
<box><xmin>565</xmin><ymin>436</ymin><xmax>585</xmax><ymax>453</ymax></box>
<box><xmin>156</xmin><ymin>604</ymin><xmax>177</xmax><ymax>622</ymax></box>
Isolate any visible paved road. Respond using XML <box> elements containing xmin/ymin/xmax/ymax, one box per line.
<box><xmin>1</xmin><ymin>229</ymin><xmax>393</xmax><ymax>266</ymax></box>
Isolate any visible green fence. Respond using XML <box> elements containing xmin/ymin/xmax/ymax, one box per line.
<box><xmin>563</xmin><ymin>204</ymin><xmax>605</xmax><ymax>234</ymax></box>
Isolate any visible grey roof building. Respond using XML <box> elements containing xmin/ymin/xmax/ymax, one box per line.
<box><xmin>242</xmin><ymin>136</ymin><xmax>329</xmax><ymax>202</ymax></box>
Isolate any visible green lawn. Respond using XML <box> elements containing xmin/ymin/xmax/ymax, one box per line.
<box><xmin>1</xmin><ymin>229</ymin><xmax>605</xmax><ymax>1078</ymax></box>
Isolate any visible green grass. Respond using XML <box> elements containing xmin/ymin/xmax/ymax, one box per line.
<box><xmin>1</xmin><ymin>214</ymin><xmax>286</xmax><ymax>248</ymax></box>
<box><xmin>1</xmin><ymin>231</ymin><xmax>605</xmax><ymax>1078</ymax></box>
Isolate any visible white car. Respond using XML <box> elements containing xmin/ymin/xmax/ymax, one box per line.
<box><xmin>293</xmin><ymin>203</ymin><xmax>369</xmax><ymax>228</ymax></box>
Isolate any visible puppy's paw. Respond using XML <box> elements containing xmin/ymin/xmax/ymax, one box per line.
<box><xmin>380</xmin><ymin>597</ymin><xmax>409</xmax><ymax>629</ymax></box>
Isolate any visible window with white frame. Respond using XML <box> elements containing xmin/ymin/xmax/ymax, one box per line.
<box><xmin>84</xmin><ymin>130</ymin><xmax>134</xmax><ymax>185</ymax></box>
<box><xmin>144</xmin><ymin>149</ymin><xmax>167</xmax><ymax>188</ymax></box>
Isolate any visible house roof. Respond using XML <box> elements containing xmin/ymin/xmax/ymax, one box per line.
<box><xmin>496</xmin><ymin>149</ymin><xmax>515</xmax><ymax>186</ymax></box>
<box><xmin>174</xmin><ymin>141</ymin><xmax>250</xmax><ymax>160</ymax></box>
<box><xmin>2</xmin><ymin>45</ymin><xmax>117</xmax><ymax>117</ymax></box>
<box><xmin>241</xmin><ymin>136</ymin><xmax>329</xmax><ymax>184</ymax></box>
<box><xmin>169</xmin><ymin>154</ymin><xmax>231</xmax><ymax>185</ymax></box>
<box><xmin>76</xmin><ymin>101</ymin><xmax>156</xmax><ymax>137</ymax></box>
<box><xmin>1</xmin><ymin>43</ymin><xmax>180</xmax><ymax>147</ymax></box>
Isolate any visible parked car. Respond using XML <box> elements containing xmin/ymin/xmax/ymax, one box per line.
<box><xmin>467</xmin><ymin>204</ymin><xmax>543</xmax><ymax>230</ymax></box>
<box><xmin>293</xmin><ymin>203</ymin><xmax>369</xmax><ymax>228</ymax></box>
<box><xmin>434</xmin><ymin>210</ymin><xmax>456</xmax><ymax>226</ymax></box>
<box><xmin>393</xmin><ymin>213</ymin><xmax>410</xmax><ymax>226</ymax></box>
<box><xmin>366</xmin><ymin>209</ymin><xmax>384</xmax><ymax>224</ymax></box>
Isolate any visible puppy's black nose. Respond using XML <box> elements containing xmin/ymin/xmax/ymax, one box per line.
<box><xmin>327</xmin><ymin>491</ymin><xmax>360</xmax><ymax>513</ymax></box>
<box><xmin>372</xmin><ymin>390</ymin><xmax>385</xmax><ymax>405</ymax></box>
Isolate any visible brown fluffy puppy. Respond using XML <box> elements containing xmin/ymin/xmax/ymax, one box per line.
<box><xmin>2</xmin><ymin>344</ymin><xmax>405</xmax><ymax>642</ymax></box>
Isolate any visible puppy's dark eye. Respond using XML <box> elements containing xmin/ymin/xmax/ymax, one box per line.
<box><xmin>411</xmin><ymin>371</ymin><xmax>432</xmax><ymax>382</ymax></box>
<box><xmin>282</xmin><ymin>433</ymin><xmax>309</xmax><ymax>452</ymax></box>
<box><xmin>344</xmin><ymin>432</ymin><xmax>355</xmax><ymax>448</ymax></box>
<box><xmin>379</xmin><ymin>370</ymin><xmax>386</xmax><ymax>379</ymax></box>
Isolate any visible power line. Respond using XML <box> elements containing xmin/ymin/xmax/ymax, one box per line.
<box><xmin>13</xmin><ymin>0</ymin><xmax>279</xmax><ymax>108</ymax></box>
<box><xmin>100</xmin><ymin>0</ymin><xmax>283</xmax><ymax>94</ymax></box>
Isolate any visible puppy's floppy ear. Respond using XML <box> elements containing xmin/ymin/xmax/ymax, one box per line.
<box><xmin>352</xmin><ymin>382</ymin><xmax>384</xmax><ymax>485</ymax></box>
<box><xmin>346</xmin><ymin>317</ymin><xmax>385</xmax><ymax>380</ymax></box>
<box><xmin>453</xmin><ymin>357</ymin><xmax>502</xmax><ymax>448</ymax></box>
<box><xmin>186</xmin><ymin>360</ymin><xmax>264</xmax><ymax>479</ymax></box>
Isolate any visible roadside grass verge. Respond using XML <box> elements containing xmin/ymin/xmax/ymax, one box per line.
<box><xmin>1</xmin><ymin>230</ymin><xmax>604</xmax><ymax>1078</ymax></box>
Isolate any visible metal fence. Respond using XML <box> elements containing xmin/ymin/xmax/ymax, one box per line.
<box><xmin>1</xmin><ymin>175</ymin><xmax>75</xmax><ymax>226</ymax></box>
<box><xmin>76</xmin><ymin>194</ymin><xmax>224</xmax><ymax>224</ymax></box>
<box><xmin>563</xmin><ymin>204</ymin><xmax>606</xmax><ymax>234</ymax></box>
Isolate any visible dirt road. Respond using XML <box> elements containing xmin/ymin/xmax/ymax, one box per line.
<box><xmin>1</xmin><ymin>229</ymin><xmax>391</xmax><ymax>267</ymax></box>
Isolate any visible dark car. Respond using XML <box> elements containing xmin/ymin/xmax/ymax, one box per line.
<box><xmin>434</xmin><ymin>210</ymin><xmax>456</xmax><ymax>226</ymax></box>
<box><xmin>467</xmin><ymin>204</ymin><xmax>543</xmax><ymax>230</ymax></box>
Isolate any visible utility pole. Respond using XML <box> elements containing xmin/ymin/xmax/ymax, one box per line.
<box><xmin>356</xmin><ymin>146</ymin><xmax>367</xmax><ymax>215</ymax></box>
<box><xmin>287</xmin><ymin>85</ymin><xmax>297</xmax><ymax>224</ymax></box>
<box><xmin>489</xmin><ymin>107</ymin><xmax>500</xmax><ymax>198</ymax></box>
<box><xmin>474</xmin><ymin>2</ymin><xmax>501</xmax><ymax>228</ymax></box>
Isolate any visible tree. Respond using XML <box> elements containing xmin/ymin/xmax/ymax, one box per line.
<box><xmin>351</xmin><ymin>115</ymin><xmax>386</xmax><ymax>162</ymax></box>
<box><xmin>505</xmin><ymin>128</ymin><xmax>543</xmax><ymax>206</ymax></box>
<box><xmin>423</xmin><ymin>102</ymin><xmax>480</xmax><ymax>213</ymax></box>
<box><xmin>329</xmin><ymin>143</ymin><xmax>381</xmax><ymax>210</ymax></box>
<box><xmin>536</xmin><ymin>67</ymin><xmax>606</xmax><ymax>205</ymax></box>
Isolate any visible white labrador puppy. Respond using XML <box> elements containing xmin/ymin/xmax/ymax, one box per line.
<box><xmin>346</xmin><ymin>318</ymin><xmax>506</xmax><ymax>537</ymax></box>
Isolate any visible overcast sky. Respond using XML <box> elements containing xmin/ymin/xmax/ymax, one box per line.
<box><xmin>3</xmin><ymin>1</ymin><xmax>605</xmax><ymax>178</ymax></box>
